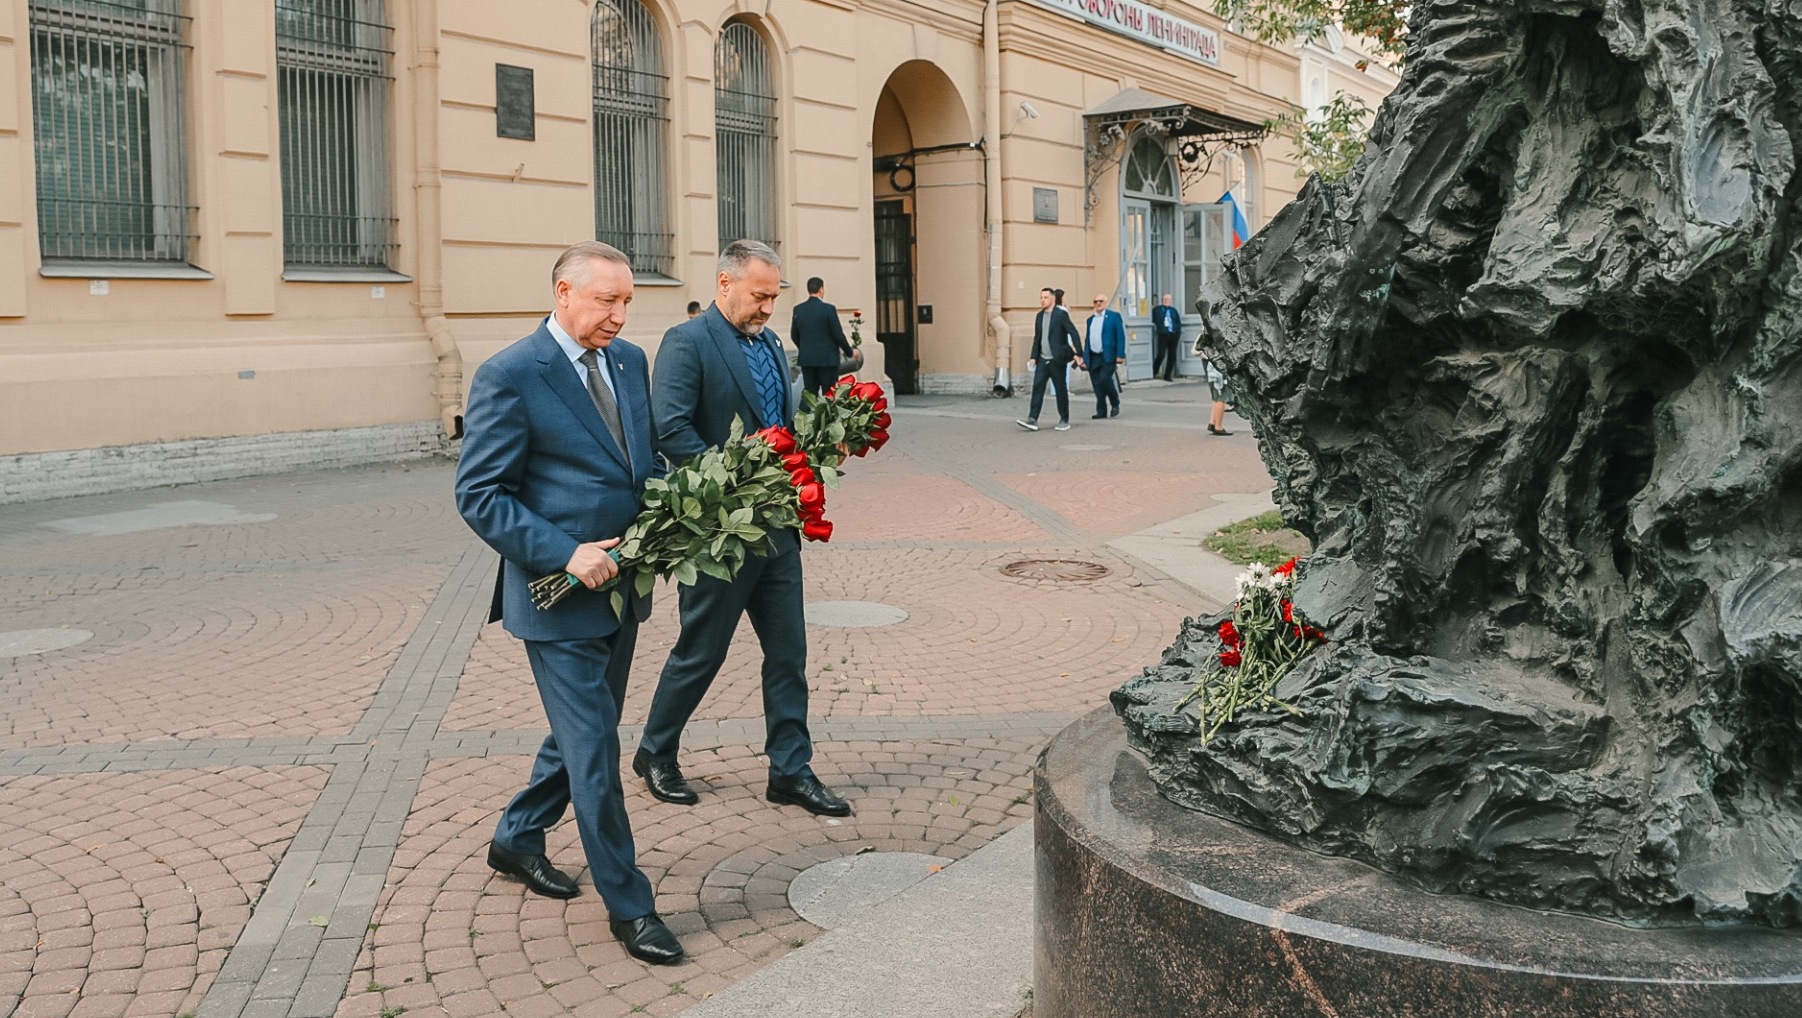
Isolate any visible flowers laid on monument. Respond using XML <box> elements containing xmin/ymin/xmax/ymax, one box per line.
<box><xmin>529</xmin><ymin>376</ymin><xmax>891</xmax><ymax>613</ymax></box>
<box><xmin>1178</xmin><ymin>556</ymin><xmax>1328</xmax><ymax>741</ymax></box>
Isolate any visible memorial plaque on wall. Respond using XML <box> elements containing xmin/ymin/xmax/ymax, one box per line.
<box><xmin>1033</xmin><ymin>187</ymin><xmax>1059</xmax><ymax>223</ymax></box>
<box><xmin>495</xmin><ymin>64</ymin><xmax>535</xmax><ymax>140</ymax></box>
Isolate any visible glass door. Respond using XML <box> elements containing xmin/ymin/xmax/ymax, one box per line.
<box><xmin>1121</xmin><ymin>199</ymin><xmax>1151</xmax><ymax>381</ymax></box>
<box><xmin>1179</xmin><ymin>203</ymin><xmax>1231</xmax><ymax>376</ymax></box>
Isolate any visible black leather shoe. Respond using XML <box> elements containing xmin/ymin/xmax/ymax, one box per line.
<box><xmin>767</xmin><ymin>775</ymin><xmax>853</xmax><ymax>817</ymax></box>
<box><xmin>633</xmin><ymin>751</ymin><xmax>699</xmax><ymax>805</ymax></box>
<box><xmin>609</xmin><ymin>912</ymin><xmax>684</xmax><ymax>965</ymax></box>
<box><xmin>1110</xmin><ymin>407</ymin><xmax>1120</xmax><ymax>417</ymax></box>
<box><xmin>1090</xmin><ymin>413</ymin><xmax>1107</xmax><ymax>419</ymax></box>
<box><xmin>487</xmin><ymin>843</ymin><xmax>579</xmax><ymax>899</ymax></box>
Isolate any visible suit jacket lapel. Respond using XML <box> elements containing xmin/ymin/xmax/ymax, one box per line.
<box><xmin>704</xmin><ymin>307</ymin><xmax>765</xmax><ymax>427</ymax></box>
<box><xmin>533</xmin><ymin>327</ymin><xmax>630</xmax><ymax>469</ymax></box>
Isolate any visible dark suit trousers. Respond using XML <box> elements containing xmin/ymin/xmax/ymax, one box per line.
<box><xmin>495</xmin><ymin>620</ymin><xmax>656</xmax><ymax>920</ymax></box>
<box><xmin>1090</xmin><ymin>361</ymin><xmax>1121</xmax><ymax>415</ymax></box>
<box><xmin>801</xmin><ymin>365</ymin><xmax>839</xmax><ymax>397</ymax></box>
<box><xmin>638</xmin><ymin>536</ymin><xmax>814</xmax><ymax>779</ymax></box>
<box><xmin>1027</xmin><ymin>358</ymin><xmax>1071</xmax><ymax>423</ymax></box>
<box><xmin>1152</xmin><ymin>332</ymin><xmax>1179</xmax><ymax>379</ymax></box>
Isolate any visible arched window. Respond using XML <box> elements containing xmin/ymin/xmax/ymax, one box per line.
<box><xmin>1123</xmin><ymin>134</ymin><xmax>1177</xmax><ymax>200</ymax></box>
<box><xmin>714</xmin><ymin>19</ymin><xmax>777</xmax><ymax>251</ymax></box>
<box><xmin>593</xmin><ymin>0</ymin><xmax>669</xmax><ymax>275</ymax></box>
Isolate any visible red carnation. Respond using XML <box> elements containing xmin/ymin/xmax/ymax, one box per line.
<box><xmin>1219</xmin><ymin>649</ymin><xmax>1242</xmax><ymax>668</ymax></box>
<box><xmin>1218</xmin><ymin>620</ymin><xmax>1241</xmax><ymax>647</ymax></box>
<box><xmin>1281</xmin><ymin>600</ymin><xmax>1294</xmax><ymax>623</ymax></box>
<box><xmin>1273</xmin><ymin>557</ymin><xmax>1299</xmax><ymax>577</ymax></box>
<box><xmin>1305</xmin><ymin>626</ymin><xmax>1329</xmax><ymax>644</ymax></box>
<box><xmin>802</xmin><ymin>517</ymin><xmax>834</xmax><ymax>542</ymax></box>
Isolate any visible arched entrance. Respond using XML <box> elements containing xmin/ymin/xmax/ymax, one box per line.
<box><xmin>871</xmin><ymin>61</ymin><xmax>978</xmax><ymax>395</ymax></box>
<box><xmin>1119</xmin><ymin>132</ymin><xmax>1180</xmax><ymax>380</ymax></box>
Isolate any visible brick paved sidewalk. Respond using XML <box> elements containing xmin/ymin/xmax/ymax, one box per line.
<box><xmin>0</xmin><ymin>385</ymin><xmax>1273</xmax><ymax>1018</ymax></box>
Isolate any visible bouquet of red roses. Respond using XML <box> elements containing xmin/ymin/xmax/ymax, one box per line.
<box><xmin>529</xmin><ymin>377</ymin><xmax>892</xmax><ymax>612</ymax></box>
<box><xmin>1176</xmin><ymin>556</ymin><xmax>1328</xmax><ymax>741</ymax></box>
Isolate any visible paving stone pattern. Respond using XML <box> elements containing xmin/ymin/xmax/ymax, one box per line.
<box><xmin>0</xmin><ymin>385</ymin><xmax>1273</xmax><ymax>1017</ymax></box>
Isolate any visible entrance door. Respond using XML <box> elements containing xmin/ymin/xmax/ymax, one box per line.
<box><xmin>1179</xmin><ymin>203</ymin><xmax>1232</xmax><ymax>376</ymax></box>
<box><xmin>874</xmin><ymin>199</ymin><xmax>917</xmax><ymax>394</ymax></box>
<box><xmin>1120</xmin><ymin>199</ymin><xmax>1176</xmax><ymax>381</ymax></box>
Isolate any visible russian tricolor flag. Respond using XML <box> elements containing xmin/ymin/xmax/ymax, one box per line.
<box><xmin>1219</xmin><ymin>191</ymin><xmax>1250</xmax><ymax>249</ymax></box>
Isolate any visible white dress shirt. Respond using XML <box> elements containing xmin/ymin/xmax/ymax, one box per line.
<box><xmin>546</xmin><ymin>313</ymin><xmax>618</xmax><ymax>397</ymax></box>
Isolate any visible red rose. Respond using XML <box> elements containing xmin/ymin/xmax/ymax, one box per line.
<box><xmin>755</xmin><ymin>427</ymin><xmax>797</xmax><ymax>454</ymax></box>
<box><xmin>869</xmin><ymin>396</ymin><xmax>889</xmax><ymax>413</ymax></box>
<box><xmin>837</xmin><ymin>373</ymin><xmax>857</xmax><ymax>387</ymax></box>
<box><xmin>790</xmin><ymin>466</ymin><xmax>817</xmax><ymax>488</ymax></box>
<box><xmin>797</xmin><ymin>482</ymin><xmax>825</xmax><ymax>510</ymax></box>
<box><xmin>850</xmin><ymin>381</ymin><xmax>884</xmax><ymax>401</ymax></box>
<box><xmin>798</xmin><ymin>501</ymin><xmax>824</xmax><ymax>522</ymax></box>
<box><xmin>1218</xmin><ymin>620</ymin><xmax>1241</xmax><ymax>647</ymax></box>
<box><xmin>781</xmin><ymin>451</ymin><xmax>809</xmax><ymax>471</ymax></box>
<box><xmin>1219</xmin><ymin>649</ymin><xmax>1242</xmax><ymax>668</ymax></box>
<box><xmin>872</xmin><ymin>411</ymin><xmax>893</xmax><ymax>429</ymax></box>
<box><xmin>802</xmin><ymin>517</ymin><xmax>834</xmax><ymax>542</ymax></box>
<box><xmin>866</xmin><ymin>428</ymin><xmax>890</xmax><ymax>450</ymax></box>
<box><xmin>852</xmin><ymin>444</ymin><xmax>870</xmax><ymax>457</ymax></box>
<box><xmin>1273</xmin><ymin>557</ymin><xmax>1299</xmax><ymax>577</ymax></box>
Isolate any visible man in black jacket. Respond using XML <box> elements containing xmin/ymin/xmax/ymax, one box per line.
<box><xmin>790</xmin><ymin>277</ymin><xmax>855</xmax><ymax>396</ymax></box>
<box><xmin>1017</xmin><ymin>286</ymin><xmax>1080</xmax><ymax>432</ymax></box>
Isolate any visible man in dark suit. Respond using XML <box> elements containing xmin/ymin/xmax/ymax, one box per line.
<box><xmin>1016</xmin><ymin>286</ymin><xmax>1080</xmax><ymax>432</ymax></box>
<box><xmin>790</xmin><ymin>277</ymin><xmax>855</xmax><ymax>397</ymax></box>
<box><xmin>633</xmin><ymin>239</ymin><xmax>853</xmax><ymax>819</ymax></box>
<box><xmin>1152</xmin><ymin>293</ymin><xmax>1181</xmax><ymax>381</ymax></box>
<box><xmin>1082</xmin><ymin>293</ymin><xmax>1128</xmax><ymax>418</ymax></box>
<box><xmin>453</xmin><ymin>241</ymin><xmax>683</xmax><ymax>966</ymax></box>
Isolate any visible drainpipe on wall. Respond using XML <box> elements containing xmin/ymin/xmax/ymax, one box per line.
<box><xmin>984</xmin><ymin>0</ymin><xmax>1011</xmax><ymax>395</ymax></box>
<box><xmin>414</xmin><ymin>2</ymin><xmax>461</xmax><ymax>439</ymax></box>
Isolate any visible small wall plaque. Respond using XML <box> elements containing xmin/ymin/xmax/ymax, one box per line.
<box><xmin>495</xmin><ymin>64</ymin><xmax>535</xmax><ymax>141</ymax></box>
<box><xmin>917</xmin><ymin>304</ymin><xmax>934</xmax><ymax>324</ymax></box>
<box><xmin>1033</xmin><ymin>187</ymin><xmax>1059</xmax><ymax>224</ymax></box>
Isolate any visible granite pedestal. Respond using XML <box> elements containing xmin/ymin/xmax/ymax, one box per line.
<box><xmin>1034</xmin><ymin>707</ymin><xmax>1802</xmax><ymax>1017</ymax></box>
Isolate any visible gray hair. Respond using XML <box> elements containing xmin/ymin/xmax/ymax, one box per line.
<box><xmin>717</xmin><ymin>239</ymin><xmax>782</xmax><ymax>280</ymax></box>
<box><xmin>552</xmin><ymin>241</ymin><xmax>630</xmax><ymax>290</ymax></box>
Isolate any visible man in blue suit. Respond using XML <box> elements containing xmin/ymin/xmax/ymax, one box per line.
<box><xmin>632</xmin><ymin>239</ymin><xmax>853</xmax><ymax>819</ymax></box>
<box><xmin>1152</xmin><ymin>293</ymin><xmax>1182</xmax><ymax>381</ymax></box>
<box><xmin>454</xmin><ymin>242</ymin><xmax>682</xmax><ymax>965</ymax></box>
<box><xmin>1081</xmin><ymin>293</ymin><xmax>1127</xmax><ymax>418</ymax></box>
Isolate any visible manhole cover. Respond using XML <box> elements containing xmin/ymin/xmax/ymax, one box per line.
<box><xmin>999</xmin><ymin>559</ymin><xmax>1111</xmax><ymax>582</ymax></box>
<box><xmin>788</xmin><ymin>852</ymin><xmax>953</xmax><ymax>929</ymax></box>
<box><xmin>0</xmin><ymin>629</ymin><xmax>95</xmax><ymax>658</ymax></box>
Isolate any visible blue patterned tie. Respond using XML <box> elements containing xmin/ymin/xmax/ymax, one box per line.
<box><xmin>741</xmin><ymin>334</ymin><xmax>785</xmax><ymax>428</ymax></box>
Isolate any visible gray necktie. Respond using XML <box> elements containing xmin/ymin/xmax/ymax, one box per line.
<box><xmin>578</xmin><ymin>348</ymin><xmax>629</xmax><ymax>464</ymax></box>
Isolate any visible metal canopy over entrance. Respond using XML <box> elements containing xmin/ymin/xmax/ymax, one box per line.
<box><xmin>1081</xmin><ymin>87</ymin><xmax>1265</xmax><ymax>223</ymax></box>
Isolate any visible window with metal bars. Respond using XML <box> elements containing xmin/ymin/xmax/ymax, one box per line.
<box><xmin>28</xmin><ymin>0</ymin><xmax>194</xmax><ymax>265</ymax></box>
<box><xmin>714</xmin><ymin>20</ymin><xmax>777</xmax><ymax>254</ymax></box>
<box><xmin>276</xmin><ymin>0</ymin><xmax>395</xmax><ymax>271</ymax></box>
<box><xmin>592</xmin><ymin>0</ymin><xmax>671</xmax><ymax>277</ymax></box>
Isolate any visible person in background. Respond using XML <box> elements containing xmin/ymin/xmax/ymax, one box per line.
<box><xmin>1082</xmin><ymin>294</ymin><xmax>1126</xmax><ymax>419</ymax></box>
<box><xmin>1152</xmin><ymin>294</ymin><xmax>1181</xmax><ymax>381</ymax></box>
<box><xmin>1016</xmin><ymin>286</ymin><xmax>1080</xmax><ymax>432</ymax></box>
<box><xmin>790</xmin><ymin>277</ymin><xmax>856</xmax><ymax>396</ymax></box>
<box><xmin>685</xmin><ymin>300</ymin><xmax>702</xmax><ymax>319</ymax></box>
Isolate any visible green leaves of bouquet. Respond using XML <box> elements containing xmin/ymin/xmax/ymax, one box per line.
<box><xmin>608</xmin><ymin>417</ymin><xmax>799</xmax><ymax>615</ymax></box>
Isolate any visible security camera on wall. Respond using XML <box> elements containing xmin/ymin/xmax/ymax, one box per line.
<box><xmin>1018</xmin><ymin>101</ymin><xmax>1040</xmax><ymax>119</ymax></box>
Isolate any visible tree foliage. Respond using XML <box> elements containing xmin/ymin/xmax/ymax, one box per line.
<box><xmin>1212</xmin><ymin>0</ymin><xmax>1408</xmax><ymax>62</ymax></box>
<box><xmin>1264</xmin><ymin>92</ymin><xmax>1374</xmax><ymax>182</ymax></box>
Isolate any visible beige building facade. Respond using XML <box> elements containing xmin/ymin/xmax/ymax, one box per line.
<box><xmin>0</xmin><ymin>0</ymin><xmax>1394</xmax><ymax>500</ymax></box>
